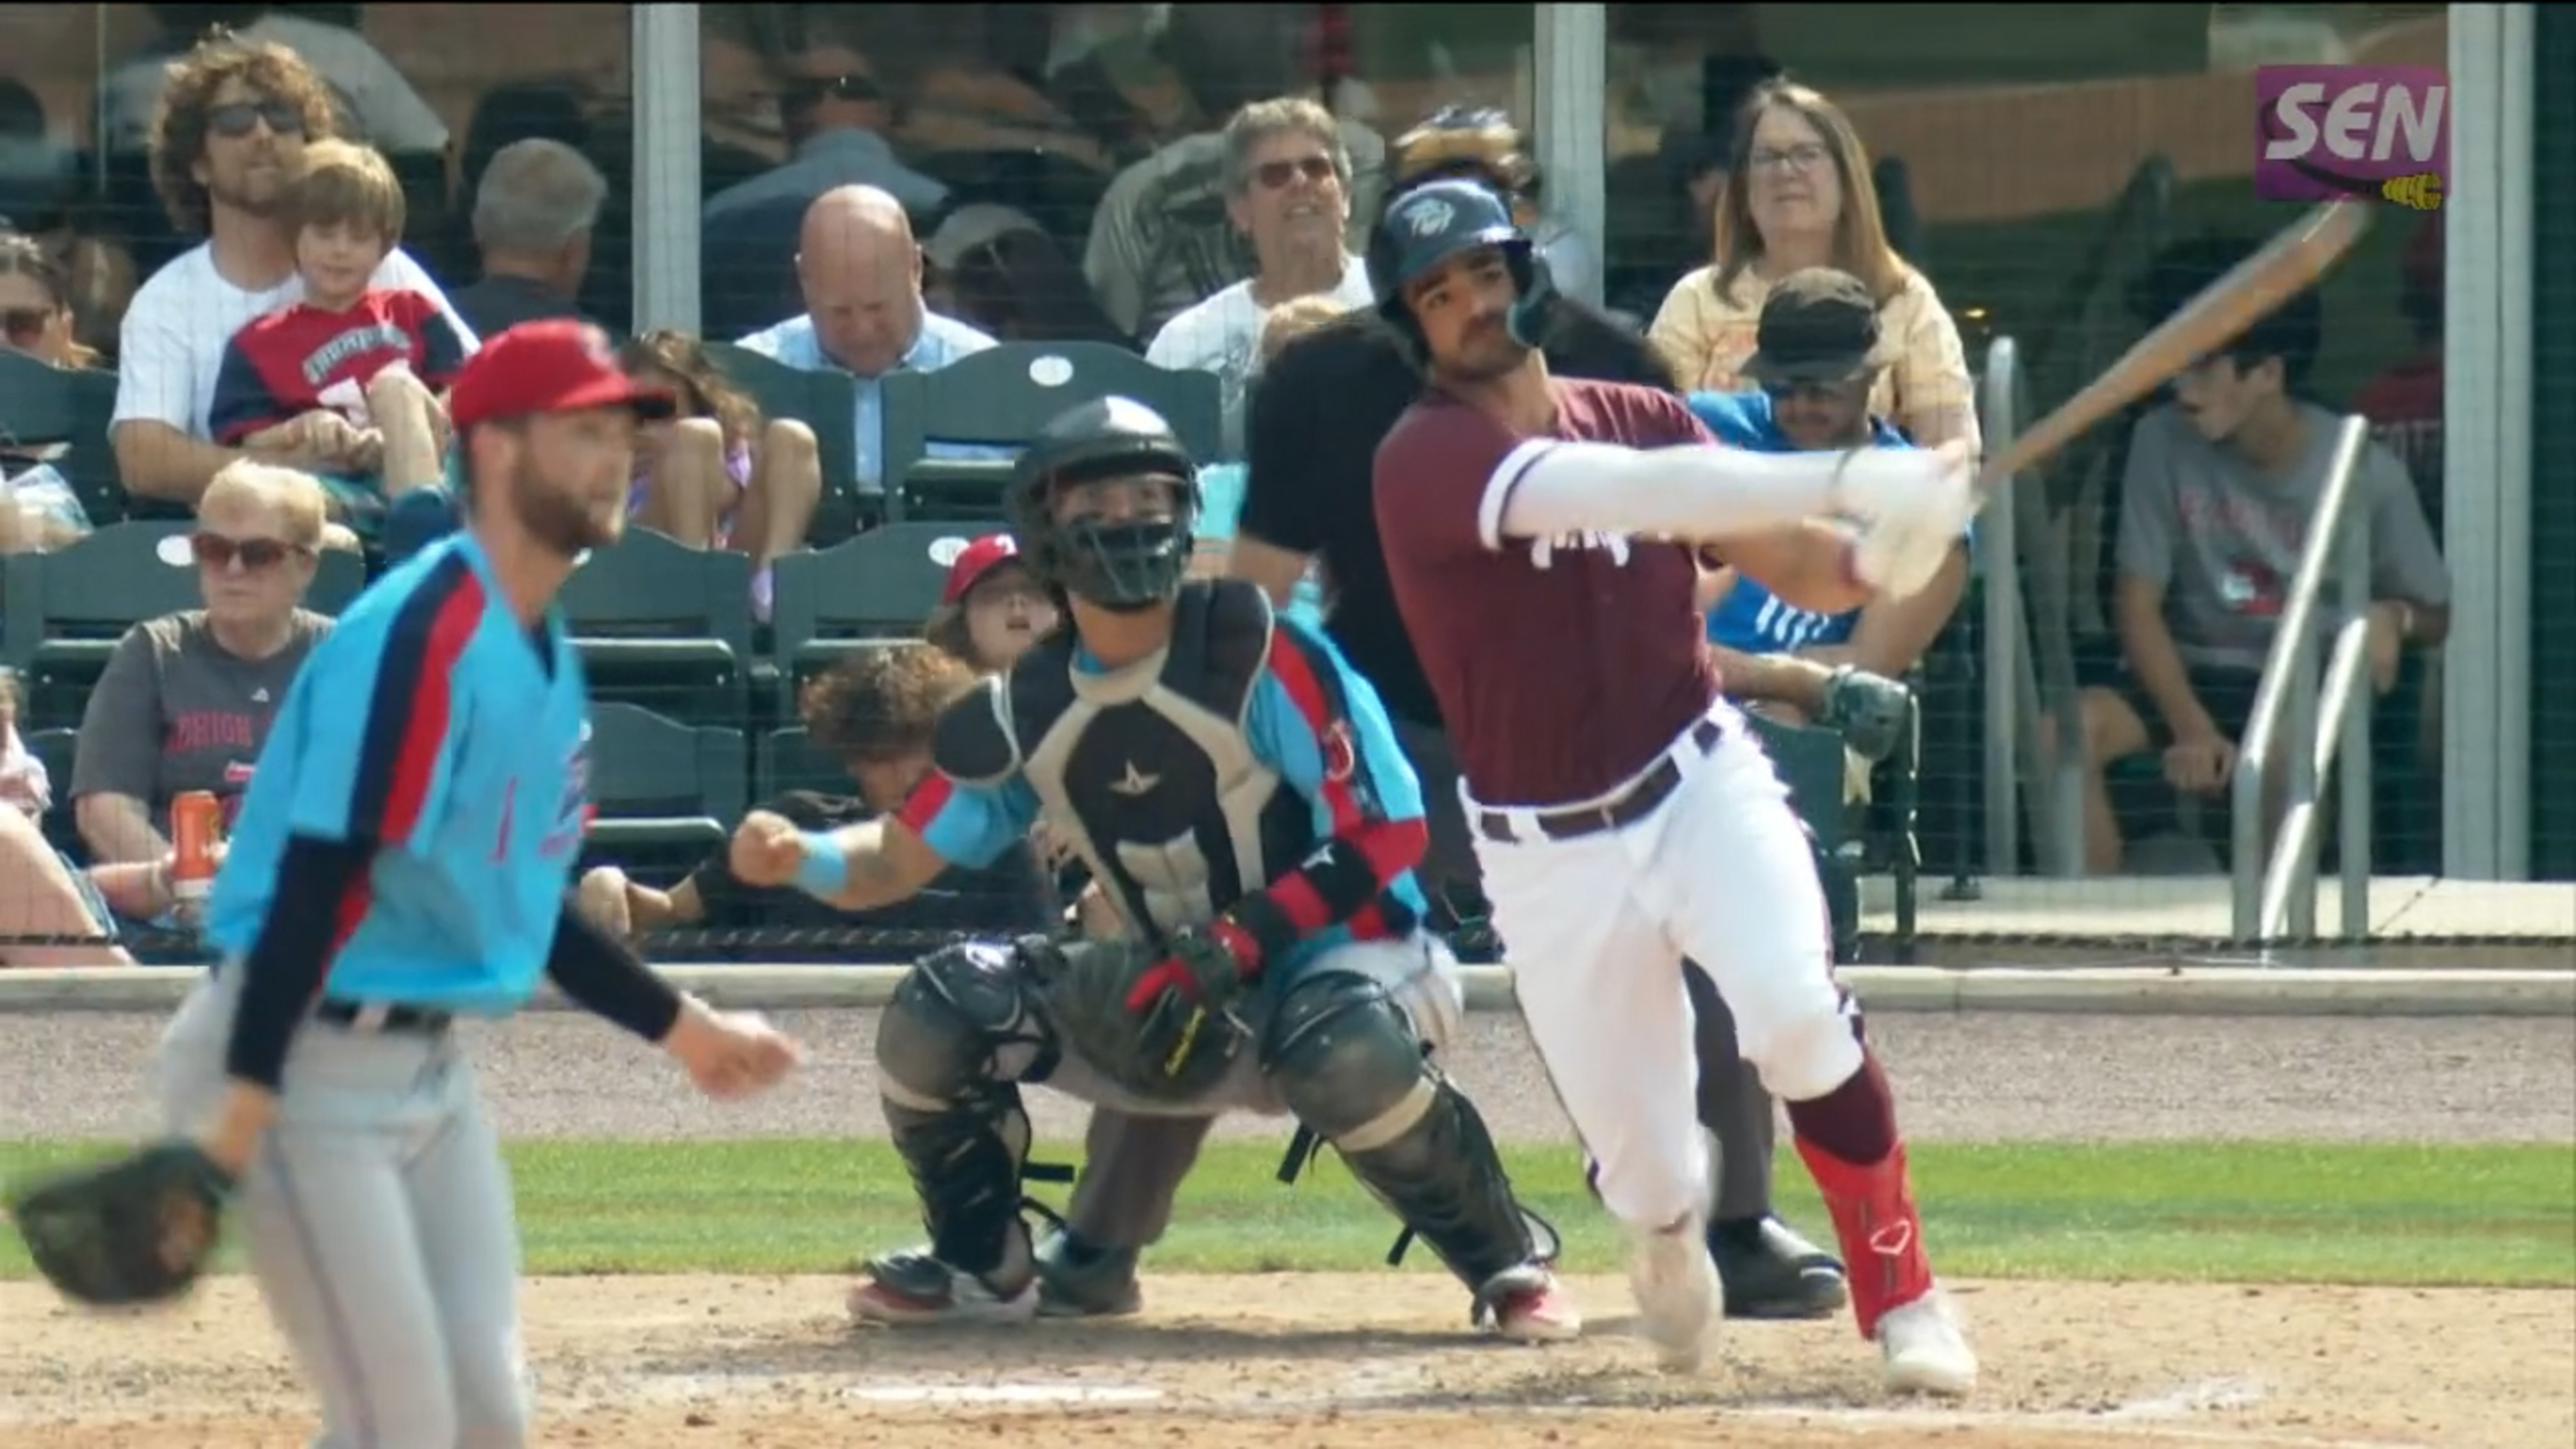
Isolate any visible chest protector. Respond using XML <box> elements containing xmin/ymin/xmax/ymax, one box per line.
<box><xmin>932</xmin><ymin>581</ymin><xmax>1311</xmax><ymax>945</ymax></box>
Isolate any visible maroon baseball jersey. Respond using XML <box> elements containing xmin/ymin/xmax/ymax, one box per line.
<box><xmin>208</xmin><ymin>287</ymin><xmax>471</xmax><ymax>445</ymax></box>
<box><xmin>1375</xmin><ymin>377</ymin><xmax>1720</xmax><ymax>806</ymax></box>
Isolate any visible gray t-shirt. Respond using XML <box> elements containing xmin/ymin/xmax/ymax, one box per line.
<box><xmin>70</xmin><ymin>609</ymin><xmax>332</xmax><ymax>838</ymax></box>
<box><xmin>2114</xmin><ymin>402</ymin><xmax>2450</xmax><ymax>672</ymax></box>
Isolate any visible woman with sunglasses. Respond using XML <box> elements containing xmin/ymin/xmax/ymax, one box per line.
<box><xmin>67</xmin><ymin>462</ymin><xmax>333</xmax><ymax>944</ymax></box>
<box><xmin>0</xmin><ymin>232</ymin><xmax>103</xmax><ymax>556</ymax></box>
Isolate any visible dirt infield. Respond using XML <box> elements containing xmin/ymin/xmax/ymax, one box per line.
<box><xmin>3</xmin><ymin>1272</ymin><xmax>2568</xmax><ymax>1448</ymax></box>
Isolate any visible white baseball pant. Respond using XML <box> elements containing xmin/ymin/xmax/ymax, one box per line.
<box><xmin>1469</xmin><ymin>700</ymin><xmax>1861</xmax><ymax>1232</ymax></box>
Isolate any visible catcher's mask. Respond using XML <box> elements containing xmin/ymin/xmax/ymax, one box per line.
<box><xmin>1007</xmin><ymin>396</ymin><xmax>1202</xmax><ymax>613</ymax></box>
<box><xmin>1368</xmin><ymin>177</ymin><xmax>1557</xmax><ymax>372</ymax></box>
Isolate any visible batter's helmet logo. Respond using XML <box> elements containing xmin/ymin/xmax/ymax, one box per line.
<box><xmin>1321</xmin><ymin>721</ymin><xmax>1359</xmax><ymax>784</ymax></box>
<box><xmin>1400</xmin><ymin>196</ymin><xmax>1457</xmax><ymax>239</ymax></box>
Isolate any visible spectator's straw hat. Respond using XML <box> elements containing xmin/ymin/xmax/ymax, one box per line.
<box><xmin>923</xmin><ymin>204</ymin><xmax>1045</xmax><ymax>274</ymax></box>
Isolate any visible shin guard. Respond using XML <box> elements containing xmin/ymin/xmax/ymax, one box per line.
<box><xmin>1793</xmin><ymin>1136</ymin><xmax>1936</xmax><ymax>1339</ymax></box>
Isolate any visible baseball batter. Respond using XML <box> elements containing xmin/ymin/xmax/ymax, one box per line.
<box><xmin>154</xmin><ymin>321</ymin><xmax>803</xmax><ymax>1445</ymax></box>
<box><xmin>1368</xmin><ymin>180</ymin><xmax>1981</xmax><ymax>1391</ymax></box>
<box><xmin>730</xmin><ymin>397</ymin><xmax>1575</xmax><ymax>1340</ymax></box>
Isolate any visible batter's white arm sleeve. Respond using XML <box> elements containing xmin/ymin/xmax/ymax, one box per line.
<box><xmin>1474</xmin><ymin>438</ymin><xmax>1928</xmax><ymax>551</ymax></box>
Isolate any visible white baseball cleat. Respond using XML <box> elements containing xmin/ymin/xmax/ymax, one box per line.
<box><xmin>1876</xmin><ymin>1290</ymin><xmax>1979</xmax><ymax>1396</ymax></box>
<box><xmin>1627</xmin><ymin>1216</ymin><xmax>1723</xmax><ymax>1373</ymax></box>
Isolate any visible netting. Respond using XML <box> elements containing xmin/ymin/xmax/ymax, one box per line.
<box><xmin>0</xmin><ymin>2</ymin><xmax>2562</xmax><ymax>968</ymax></box>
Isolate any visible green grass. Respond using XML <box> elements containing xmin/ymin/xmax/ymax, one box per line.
<box><xmin>3</xmin><ymin>1139</ymin><xmax>2568</xmax><ymax>1288</ymax></box>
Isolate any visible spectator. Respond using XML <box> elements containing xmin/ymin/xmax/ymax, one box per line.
<box><xmin>2071</xmin><ymin>238</ymin><xmax>2450</xmax><ymax>874</ymax></box>
<box><xmin>71</xmin><ymin>460</ymin><xmax>333</xmax><ymax>877</ymax></box>
<box><xmin>1649</xmin><ymin>78</ymin><xmax>1977</xmax><ymax>451</ymax></box>
<box><xmin>617</xmin><ymin>330</ymin><xmax>823</xmax><ymax>617</ymax></box>
<box><xmin>0</xmin><ymin>671</ymin><xmax>140</xmax><ymax>966</ymax></box>
<box><xmin>1688</xmin><ymin>269</ymin><xmax>1968</xmax><ymax>785</ymax></box>
<box><xmin>923</xmin><ymin>532</ymin><xmax>1059</xmax><ymax>675</ymax></box>
<box><xmin>1143</xmin><ymin>98</ymin><xmax>1374</xmax><ymax>457</ymax></box>
<box><xmin>106</xmin><ymin>5</ymin><xmax>450</xmax><ymax>158</ymax></box>
<box><xmin>1189</xmin><ymin>295</ymin><xmax>1338</xmax><ymax>624</ymax></box>
<box><xmin>448</xmin><ymin>138</ymin><xmax>606</xmax><ymax>339</ymax></box>
<box><xmin>205</xmin><ymin>137</ymin><xmax>462</xmax><ymax>536</ymax></box>
<box><xmin>0</xmin><ymin>232</ymin><xmax>101</xmax><ymax>555</ymax></box>
<box><xmin>1390</xmin><ymin>107</ymin><xmax>1600</xmax><ymax>306</ymax></box>
<box><xmin>735</xmin><ymin>184</ymin><xmax>1005</xmax><ymax>500</ymax></box>
<box><xmin>924</xmin><ymin>202</ymin><xmax>1129</xmax><ymax>347</ymax></box>
<box><xmin>1084</xmin><ymin>95</ymin><xmax>1386</xmax><ymax>345</ymax></box>
<box><xmin>2353</xmin><ymin>218</ymin><xmax>2444</xmax><ymax>535</ymax></box>
<box><xmin>111</xmin><ymin>33</ymin><xmax>473</xmax><ymax>508</ymax></box>
<box><xmin>577</xmin><ymin>644</ymin><xmax>1055</xmax><ymax>948</ymax></box>
<box><xmin>704</xmin><ymin>44</ymin><xmax>949</xmax><ymax>227</ymax></box>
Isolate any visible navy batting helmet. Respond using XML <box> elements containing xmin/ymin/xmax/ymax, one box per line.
<box><xmin>1007</xmin><ymin>396</ymin><xmax>1202</xmax><ymax>612</ymax></box>
<box><xmin>1368</xmin><ymin>177</ymin><xmax>1556</xmax><ymax>365</ymax></box>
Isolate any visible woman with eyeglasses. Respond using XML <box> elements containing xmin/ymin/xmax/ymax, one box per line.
<box><xmin>1648</xmin><ymin>79</ymin><xmax>1977</xmax><ymax>451</ymax></box>
<box><xmin>0</xmin><ymin>232</ymin><xmax>102</xmax><ymax>556</ymax></box>
<box><xmin>67</xmin><ymin>462</ymin><xmax>333</xmax><ymax>935</ymax></box>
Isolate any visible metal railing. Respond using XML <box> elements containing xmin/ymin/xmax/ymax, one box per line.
<box><xmin>2232</xmin><ymin>415</ymin><xmax>2376</xmax><ymax>941</ymax></box>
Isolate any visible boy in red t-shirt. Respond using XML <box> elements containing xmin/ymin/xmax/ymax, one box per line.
<box><xmin>208</xmin><ymin>138</ymin><xmax>469</xmax><ymax>533</ymax></box>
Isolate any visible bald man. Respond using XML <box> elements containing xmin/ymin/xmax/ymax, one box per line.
<box><xmin>735</xmin><ymin>185</ymin><xmax>1005</xmax><ymax>501</ymax></box>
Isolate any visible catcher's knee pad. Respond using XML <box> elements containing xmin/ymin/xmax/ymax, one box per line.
<box><xmin>1263</xmin><ymin>971</ymin><xmax>1547</xmax><ymax>1291</ymax></box>
<box><xmin>1259</xmin><ymin>970</ymin><xmax>1433</xmax><ymax>1144</ymax></box>
<box><xmin>877</xmin><ymin>939</ymin><xmax>1057</xmax><ymax>1109</ymax></box>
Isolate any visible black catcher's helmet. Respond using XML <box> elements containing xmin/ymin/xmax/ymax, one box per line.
<box><xmin>1007</xmin><ymin>396</ymin><xmax>1201</xmax><ymax>611</ymax></box>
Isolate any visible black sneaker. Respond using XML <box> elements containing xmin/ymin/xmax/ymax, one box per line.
<box><xmin>1709</xmin><ymin>1215</ymin><xmax>1848</xmax><ymax>1320</ymax></box>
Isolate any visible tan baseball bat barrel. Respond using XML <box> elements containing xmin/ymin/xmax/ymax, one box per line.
<box><xmin>1974</xmin><ymin>200</ymin><xmax>2374</xmax><ymax>496</ymax></box>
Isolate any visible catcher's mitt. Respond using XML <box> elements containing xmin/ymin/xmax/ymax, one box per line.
<box><xmin>1033</xmin><ymin>932</ymin><xmax>1248</xmax><ymax>1104</ymax></box>
<box><xmin>7</xmin><ymin>1140</ymin><xmax>233</xmax><ymax>1307</ymax></box>
<box><xmin>1818</xmin><ymin>666</ymin><xmax>1913</xmax><ymax>765</ymax></box>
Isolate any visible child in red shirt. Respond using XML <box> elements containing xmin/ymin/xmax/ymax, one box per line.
<box><xmin>209</xmin><ymin>138</ymin><xmax>469</xmax><ymax>535</ymax></box>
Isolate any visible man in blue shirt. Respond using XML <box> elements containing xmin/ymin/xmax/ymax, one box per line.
<box><xmin>734</xmin><ymin>185</ymin><xmax>1012</xmax><ymax>500</ymax></box>
<box><xmin>730</xmin><ymin>397</ymin><xmax>1578</xmax><ymax>1343</ymax></box>
<box><xmin>1689</xmin><ymin>269</ymin><xmax>1970</xmax><ymax>764</ymax></box>
<box><xmin>154</xmin><ymin>320</ymin><xmax>802</xmax><ymax>1446</ymax></box>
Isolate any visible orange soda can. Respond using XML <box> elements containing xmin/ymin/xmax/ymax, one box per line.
<box><xmin>170</xmin><ymin>791</ymin><xmax>223</xmax><ymax>902</ymax></box>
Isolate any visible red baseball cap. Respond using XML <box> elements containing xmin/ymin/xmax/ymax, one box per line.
<box><xmin>447</xmin><ymin>319</ymin><xmax>677</xmax><ymax>432</ymax></box>
<box><xmin>940</xmin><ymin>533</ymin><xmax>1026</xmax><ymax>604</ymax></box>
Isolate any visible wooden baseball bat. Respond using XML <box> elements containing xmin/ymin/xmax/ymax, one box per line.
<box><xmin>1975</xmin><ymin>199</ymin><xmax>2374</xmax><ymax>496</ymax></box>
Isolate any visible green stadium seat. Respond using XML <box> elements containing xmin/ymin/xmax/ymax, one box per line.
<box><xmin>765</xmin><ymin>522</ymin><xmax>962</xmax><ymax>717</ymax></box>
<box><xmin>0</xmin><ymin>352</ymin><xmax>124</xmax><ymax>528</ymax></box>
<box><xmin>583</xmin><ymin>701</ymin><xmax>747</xmax><ymax>874</ymax></box>
<box><xmin>701</xmin><ymin>342</ymin><xmax>869</xmax><ymax>542</ymax></box>
<box><xmin>1</xmin><ymin>522</ymin><xmax>365</xmax><ymax>729</ymax></box>
<box><xmin>879</xmin><ymin>343</ymin><xmax>1220</xmax><ymax>522</ymax></box>
<box><xmin>22</xmin><ymin>726</ymin><xmax>82</xmax><ymax>860</ymax></box>
<box><xmin>755</xmin><ymin>725</ymin><xmax>851</xmax><ymax>802</ymax></box>
<box><xmin>558</xmin><ymin>528</ymin><xmax>753</xmax><ymax>724</ymax></box>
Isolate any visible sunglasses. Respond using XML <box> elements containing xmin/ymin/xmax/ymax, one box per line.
<box><xmin>1760</xmin><ymin>378</ymin><xmax>1868</xmax><ymax>403</ymax></box>
<box><xmin>1254</xmin><ymin>156</ymin><xmax>1337</xmax><ymax>190</ymax></box>
<box><xmin>0</xmin><ymin>307</ymin><xmax>48</xmax><ymax>344</ymax></box>
<box><xmin>779</xmin><ymin>74</ymin><xmax>884</xmax><ymax>108</ymax></box>
<box><xmin>206</xmin><ymin>100</ymin><xmax>307</xmax><ymax>139</ymax></box>
<box><xmin>191</xmin><ymin>532</ymin><xmax>304</xmax><ymax>571</ymax></box>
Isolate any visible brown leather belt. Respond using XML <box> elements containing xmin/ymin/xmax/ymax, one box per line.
<box><xmin>1476</xmin><ymin>717</ymin><xmax>1723</xmax><ymax>845</ymax></box>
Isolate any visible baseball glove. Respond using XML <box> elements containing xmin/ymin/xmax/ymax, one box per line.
<box><xmin>1818</xmin><ymin>666</ymin><xmax>1913</xmax><ymax>764</ymax></box>
<box><xmin>1035</xmin><ymin>932</ymin><xmax>1249</xmax><ymax>1104</ymax></box>
<box><xmin>6</xmin><ymin>1140</ymin><xmax>234</xmax><ymax>1307</ymax></box>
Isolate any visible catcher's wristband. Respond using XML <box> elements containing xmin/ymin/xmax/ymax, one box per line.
<box><xmin>792</xmin><ymin>832</ymin><xmax>848</xmax><ymax>901</ymax></box>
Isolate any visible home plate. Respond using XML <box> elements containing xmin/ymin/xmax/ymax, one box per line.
<box><xmin>845</xmin><ymin>1383</ymin><xmax>1166</xmax><ymax>1406</ymax></box>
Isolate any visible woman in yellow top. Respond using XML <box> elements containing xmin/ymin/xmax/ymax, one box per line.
<box><xmin>1649</xmin><ymin>79</ymin><xmax>1979</xmax><ymax>451</ymax></box>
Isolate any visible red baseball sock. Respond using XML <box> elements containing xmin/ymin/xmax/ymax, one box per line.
<box><xmin>1794</xmin><ymin>1137</ymin><xmax>1936</xmax><ymax>1340</ymax></box>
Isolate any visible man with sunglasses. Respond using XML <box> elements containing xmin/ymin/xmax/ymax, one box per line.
<box><xmin>1691</xmin><ymin>270</ymin><xmax>1966</xmax><ymax>785</ymax></box>
<box><xmin>111</xmin><ymin>34</ymin><xmax>473</xmax><ymax>510</ymax></box>
<box><xmin>1142</xmin><ymin>98</ymin><xmax>1375</xmax><ymax>457</ymax></box>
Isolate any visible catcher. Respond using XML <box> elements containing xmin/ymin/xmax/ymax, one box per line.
<box><xmin>729</xmin><ymin>396</ymin><xmax>1577</xmax><ymax>1340</ymax></box>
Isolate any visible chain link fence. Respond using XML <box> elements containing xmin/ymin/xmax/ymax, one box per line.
<box><xmin>0</xmin><ymin>3</ymin><xmax>2563</xmax><ymax>966</ymax></box>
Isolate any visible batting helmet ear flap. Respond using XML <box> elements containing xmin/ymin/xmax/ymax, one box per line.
<box><xmin>1504</xmin><ymin>244</ymin><xmax>1557</xmax><ymax>351</ymax></box>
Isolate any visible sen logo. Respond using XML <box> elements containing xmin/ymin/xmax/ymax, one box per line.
<box><xmin>2254</xmin><ymin>65</ymin><xmax>2449</xmax><ymax>211</ymax></box>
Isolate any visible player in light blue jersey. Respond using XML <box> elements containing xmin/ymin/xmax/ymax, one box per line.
<box><xmin>1686</xmin><ymin>268</ymin><xmax>1971</xmax><ymax>766</ymax></box>
<box><xmin>156</xmin><ymin>321</ymin><xmax>802</xmax><ymax>1447</ymax></box>
<box><xmin>729</xmin><ymin>397</ymin><xmax>1579</xmax><ymax>1344</ymax></box>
